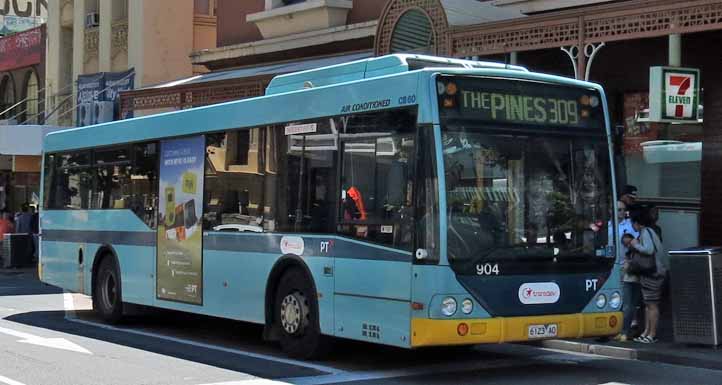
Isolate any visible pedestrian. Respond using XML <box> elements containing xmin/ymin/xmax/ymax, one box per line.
<box><xmin>30</xmin><ymin>205</ymin><xmax>39</xmax><ymax>260</ymax></box>
<box><xmin>14</xmin><ymin>203</ymin><xmax>33</xmax><ymax>234</ymax></box>
<box><xmin>619</xmin><ymin>185</ymin><xmax>638</xmax><ymax>210</ymax></box>
<box><xmin>612</xmin><ymin>200</ymin><xmax>641</xmax><ymax>342</ymax></box>
<box><xmin>30</xmin><ymin>205</ymin><xmax>39</xmax><ymax>235</ymax></box>
<box><xmin>0</xmin><ymin>210</ymin><xmax>14</xmax><ymax>262</ymax></box>
<box><xmin>646</xmin><ymin>204</ymin><xmax>663</xmax><ymax>242</ymax></box>
<box><xmin>629</xmin><ymin>211</ymin><xmax>668</xmax><ymax>344</ymax></box>
<box><xmin>0</xmin><ymin>210</ymin><xmax>13</xmax><ymax>237</ymax></box>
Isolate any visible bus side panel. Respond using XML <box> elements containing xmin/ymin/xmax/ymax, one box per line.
<box><xmin>41</xmin><ymin>210</ymin><xmax>155</xmax><ymax>301</ymax></box>
<box><xmin>305</xmin><ymin>256</ymin><xmax>335</xmax><ymax>336</ymax></box>
<box><xmin>201</xmin><ymin>249</ymin><xmax>274</xmax><ymax>323</ymax></box>
<box><xmin>334</xmin><ymin>258</ymin><xmax>412</xmax><ymax>347</ymax></box>
<box><xmin>113</xmin><ymin>244</ymin><xmax>156</xmax><ymax>306</ymax></box>
<box><xmin>199</xmin><ymin>234</ymin><xmax>334</xmax><ymax>332</ymax></box>
<box><xmin>334</xmin><ymin>294</ymin><xmax>411</xmax><ymax>348</ymax></box>
<box><xmin>41</xmin><ymin>240</ymin><xmax>85</xmax><ymax>293</ymax></box>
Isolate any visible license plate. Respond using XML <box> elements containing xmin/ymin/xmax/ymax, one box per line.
<box><xmin>528</xmin><ymin>323</ymin><xmax>558</xmax><ymax>339</ymax></box>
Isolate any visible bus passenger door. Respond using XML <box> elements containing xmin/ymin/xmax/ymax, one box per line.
<box><xmin>332</xmin><ymin>110</ymin><xmax>416</xmax><ymax>347</ymax></box>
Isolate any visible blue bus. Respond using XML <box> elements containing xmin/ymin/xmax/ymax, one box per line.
<box><xmin>40</xmin><ymin>54</ymin><xmax>622</xmax><ymax>359</ymax></box>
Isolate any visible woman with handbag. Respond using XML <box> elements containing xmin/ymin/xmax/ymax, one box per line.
<box><xmin>627</xmin><ymin>212</ymin><xmax>668</xmax><ymax>344</ymax></box>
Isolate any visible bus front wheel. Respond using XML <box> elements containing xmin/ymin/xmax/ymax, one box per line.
<box><xmin>93</xmin><ymin>256</ymin><xmax>123</xmax><ymax>323</ymax></box>
<box><xmin>274</xmin><ymin>268</ymin><xmax>330</xmax><ymax>359</ymax></box>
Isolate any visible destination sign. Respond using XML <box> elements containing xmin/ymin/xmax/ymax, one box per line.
<box><xmin>438</xmin><ymin>76</ymin><xmax>604</xmax><ymax>130</ymax></box>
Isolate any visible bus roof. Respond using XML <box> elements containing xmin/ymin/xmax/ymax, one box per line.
<box><xmin>45</xmin><ymin>55</ymin><xmax>607</xmax><ymax>153</ymax></box>
<box><xmin>265</xmin><ymin>54</ymin><xmax>527</xmax><ymax>95</ymax></box>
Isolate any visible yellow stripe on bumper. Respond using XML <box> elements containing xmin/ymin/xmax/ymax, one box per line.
<box><xmin>411</xmin><ymin>312</ymin><xmax>622</xmax><ymax>347</ymax></box>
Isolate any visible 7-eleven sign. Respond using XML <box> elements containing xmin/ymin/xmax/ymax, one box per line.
<box><xmin>649</xmin><ymin>67</ymin><xmax>700</xmax><ymax>122</ymax></box>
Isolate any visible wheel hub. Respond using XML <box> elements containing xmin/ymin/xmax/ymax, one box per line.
<box><xmin>102</xmin><ymin>272</ymin><xmax>116</xmax><ymax>309</ymax></box>
<box><xmin>280</xmin><ymin>291</ymin><xmax>309</xmax><ymax>335</ymax></box>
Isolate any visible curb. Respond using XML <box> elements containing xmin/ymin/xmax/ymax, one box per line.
<box><xmin>540</xmin><ymin>339</ymin><xmax>637</xmax><ymax>360</ymax></box>
<box><xmin>539</xmin><ymin>339</ymin><xmax>722</xmax><ymax>371</ymax></box>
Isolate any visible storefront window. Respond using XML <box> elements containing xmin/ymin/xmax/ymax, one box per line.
<box><xmin>621</xmin><ymin>92</ymin><xmax>702</xmax><ymax>201</ymax></box>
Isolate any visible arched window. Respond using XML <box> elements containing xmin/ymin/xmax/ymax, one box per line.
<box><xmin>0</xmin><ymin>75</ymin><xmax>15</xmax><ymax>120</ymax></box>
<box><xmin>390</xmin><ymin>9</ymin><xmax>434</xmax><ymax>54</ymax></box>
<box><xmin>24</xmin><ymin>70</ymin><xmax>39</xmax><ymax>124</ymax></box>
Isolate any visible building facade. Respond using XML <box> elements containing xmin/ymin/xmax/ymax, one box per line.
<box><xmin>44</xmin><ymin>0</ymin><xmax>217</xmax><ymax>125</ymax></box>
<box><xmin>0</xmin><ymin>23</ymin><xmax>47</xmax><ymax>213</ymax></box>
<box><xmin>120</xmin><ymin>0</ymin><xmax>386</xmax><ymax>117</ymax></box>
<box><xmin>373</xmin><ymin>0</ymin><xmax>722</xmax><ymax>250</ymax></box>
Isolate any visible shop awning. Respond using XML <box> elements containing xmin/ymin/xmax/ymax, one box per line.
<box><xmin>136</xmin><ymin>51</ymin><xmax>374</xmax><ymax>91</ymax></box>
<box><xmin>0</xmin><ymin>125</ymin><xmax>68</xmax><ymax>155</ymax></box>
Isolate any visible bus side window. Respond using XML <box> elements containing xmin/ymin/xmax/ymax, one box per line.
<box><xmin>203</xmin><ymin>129</ymin><xmax>270</xmax><ymax>232</ymax></box>
<box><xmin>130</xmin><ymin>142</ymin><xmax>159</xmax><ymax>229</ymax></box>
<box><xmin>93</xmin><ymin>147</ymin><xmax>131</xmax><ymax>210</ymax></box>
<box><xmin>277</xmin><ymin>120</ymin><xmax>337</xmax><ymax>234</ymax></box>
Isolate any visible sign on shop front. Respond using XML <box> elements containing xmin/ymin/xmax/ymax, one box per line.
<box><xmin>0</xmin><ymin>24</ymin><xmax>42</xmax><ymax>72</ymax></box>
<box><xmin>649</xmin><ymin>66</ymin><xmax>700</xmax><ymax>123</ymax></box>
<box><xmin>0</xmin><ymin>0</ymin><xmax>47</xmax><ymax>35</ymax></box>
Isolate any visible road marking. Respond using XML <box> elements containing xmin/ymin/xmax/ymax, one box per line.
<box><xmin>198</xmin><ymin>380</ymin><xmax>292</xmax><ymax>385</ymax></box>
<box><xmin>65</xmin><ymin>317</ymin><xmax>343</xmax><ymax>375</ymax></box>
<box><xmin>598</xmin><ymin>383</ymin><xmax>632</xmax><ymax>385</ymax></box>
<box><xmin>0</xmin><ymin>374</ymin><xmax>27</xmax><ymax>385</ymax></box>
<box><xmin>63</xmin><ymin>292</ymin><xmax>76</xmax><ymax>319</ymax></box>
<box><xmin>0</xmin><ymin>326</ymin><xmax>92</xmax><ymax>355</ymax></box>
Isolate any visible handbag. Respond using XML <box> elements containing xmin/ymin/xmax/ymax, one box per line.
<box><xmin>626</xmin><ymin>228</ymin><xmax>657</xmax><ymax>276</ymax></box>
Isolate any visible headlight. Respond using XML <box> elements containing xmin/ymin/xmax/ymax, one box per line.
<box><xmin>609</xmin><ymin>292</ymin><xmax>622</xmax><ymax>309</ymax></box>
<box><xmin>441</xmin><ymin>297</ymin><xmax>457</xmax><ymax>316</ymax></box>
<box><xmin>596</xmin><ymin>294</ymin><xmax>607</xmax><ymax>309</ymax></box>
<box><xmin>461</xmin><ymin>299</ymin><xmax>473</xmax><ymax>314</ymax></box>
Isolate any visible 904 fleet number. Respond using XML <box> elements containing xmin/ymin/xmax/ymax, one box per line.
<box><xmin>475</xmin><ymin>263</ymin><xmax>500</xmax><ymax>276</ymax></box>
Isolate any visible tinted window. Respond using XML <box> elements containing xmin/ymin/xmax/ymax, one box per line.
<box><xmin>47</xmin><ymin>151</ymin><xmax>92</xmax><ymax>210</ymax></box>
<box><xmin>92</xmin><ymin>147</ymin><xmax>131</xmax><ymax>209</ymax></box>
<box><xmin>278</xmin><ymin>120</ymin><xmax>338</xmax><ymax>233</ymax></box>
<box><xmin>204</xmin><ymin>128</ymin><xmax>272</xmax><ymax>232</ymax></box>
<box><xmin>130</xmin><ymin>143</ymin><xmax>158</xmax><ymax>228</ymax></box>
<box><xmin>43</xmin><ymin>142</ymin><xmax>158</xmax><ymax>228</ymax></box>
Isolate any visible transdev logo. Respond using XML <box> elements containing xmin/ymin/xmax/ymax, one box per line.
<box><xmin>518</xmin><ymin>282</ymin><xmax>560</xmax><ymax>304</ymax></box>
<box><xmin>280</xmin><ymin>236</ymin><xmax>305</xmax><ymax>256</ymax></box>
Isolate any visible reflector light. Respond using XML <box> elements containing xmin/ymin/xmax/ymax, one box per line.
<box><xmin>609</xmin><ymin>316</ymin><xmax>618</xmax><ymax>328</ymax></box>
<box><xmin>457</xmin><ymin>323</ymin><xmax>469</xmax><ymax>336</ymax></box>
<box><xmin>411</xmin><ymin>302</ymin><xmax>424</xmax><ymax>310</ymax></box>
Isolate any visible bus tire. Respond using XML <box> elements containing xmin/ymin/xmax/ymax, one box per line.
<box><xmin>93</xmin><ymin>256</ymin><xmax>123</xmax><ymax>324</ymax></box>
<box><xmin>274</xmin><ymin>268</ymin><xmax>330</xmax><ymax>359</ymax></box>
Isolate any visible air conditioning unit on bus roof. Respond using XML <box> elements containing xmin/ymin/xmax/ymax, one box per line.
<box><xmin>265</xmin><ymin>54</ymin><xmax>528</xmax><ymax>95</ymax></box>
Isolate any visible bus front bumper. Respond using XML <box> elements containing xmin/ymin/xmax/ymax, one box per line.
<box><xmin>411</xmin><ymin>312</ymin><xmax>622</xmax><ymax>347</ymax></box>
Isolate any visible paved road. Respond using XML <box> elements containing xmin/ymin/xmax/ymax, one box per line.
<box><xmin>0</xmin><ymin>269</ymin><xmax>720</xmax><ymax>385</ymax></box>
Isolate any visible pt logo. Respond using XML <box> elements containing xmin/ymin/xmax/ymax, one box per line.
<box><xmin>320</xmin><ymin>240</ymin><xmax>334</xmax><ymax>254</ymax></box>
<box><xmin>585</xmin><ymin>279</ymin><xmax>598</xmax><ymax>292</ymax></box>
<box><xmin>523</xmin><ymin>288</ymin><xmax>533</xmax><ymax>298</ymax></box>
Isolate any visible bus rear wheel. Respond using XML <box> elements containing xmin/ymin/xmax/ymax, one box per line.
<box><xmin>275</xmin><ymin>268</ymin><xmax>330</xmax><ymax>359</ymax></box>
<box><xmin>93</xmin><ymin>256</ymin><xmax>123</xmax><ymax>323</ymax></box>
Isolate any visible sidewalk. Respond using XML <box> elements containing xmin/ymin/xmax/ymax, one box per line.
<box><xmin>539</xmin><ymin>338</ymin><xmax>722</xmax><ymax>371</ymax></box>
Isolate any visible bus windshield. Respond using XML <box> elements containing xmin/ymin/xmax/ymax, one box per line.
<box><xmin>438</xmin><ymin>75</ymin><xmax>613</xmax><ymax>275</ymax></box>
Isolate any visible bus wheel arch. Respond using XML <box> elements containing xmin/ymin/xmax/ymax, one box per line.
<box><xmin>265</xmin><ymin>255</ymin><xmax>330</xmax><ymax>359</ymax></box>
<box><xmin>91</xmin><ymin>245</ymin><xmax>124</xmax><ymax>323</ymax></box>
<box><xmin>264</xmin><ymin>255</ymin><xmax>316</xmax><ymax>339</ymax></box>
